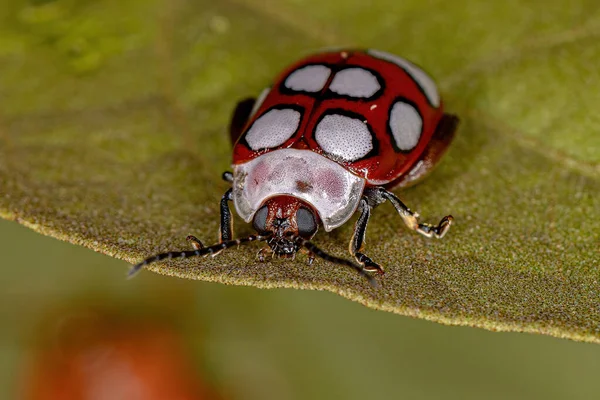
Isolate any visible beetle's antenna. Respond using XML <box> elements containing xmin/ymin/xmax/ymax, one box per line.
<box><xmin>295</xmin><ymin>237</ymin><xmax>378</xmax><ymax>287</ymax></box>
<box><xmin>128</xmin><ymin>234</ymin><xmax>272</xmax><ymax>278</ymax></box>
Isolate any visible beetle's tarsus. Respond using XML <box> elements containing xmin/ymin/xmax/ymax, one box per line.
<box><xmin>417</xmin><ymin>215</ymin><xmax>453</xmax><ymax>238</ymax></box>
<box><xmin>186</xmin><ymin>235</ymin><xmax>204</xmax><ymax>249</ymax></box>
<box><xmin>307</xmin><ymin>252</ymin><xmax>315</xmax><ymax>266</ymax></box>
<box><xmin>355</xmin><ymin>252</ymin><xmax>385</xmax><ymax>275</ymax></box>
<box><xmin>257</xmin><ymin>246</ymin><xmax>270</xmax><ymax>262</ymax></box>
<box><xmin>376</xmin><ymin>188</ymin><xmax>454</xmax><ymax>239</ymax></box>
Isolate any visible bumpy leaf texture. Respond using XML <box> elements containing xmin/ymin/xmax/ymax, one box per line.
<box><xmin>0</xmin><ymin>0</ymin><xmax>599</xmax><ymax>342</ymax></box>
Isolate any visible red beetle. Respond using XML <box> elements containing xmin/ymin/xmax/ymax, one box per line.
<box><xmin>130</xmin><ymin>49</ymin><xmax>458</xmax><ymax>284</ymax></box>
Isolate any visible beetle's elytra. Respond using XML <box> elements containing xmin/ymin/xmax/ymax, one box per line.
<box><xmin>130</xmin><ymin>49</ymin><xmax>458</xmax><ymax>285</ymax></box>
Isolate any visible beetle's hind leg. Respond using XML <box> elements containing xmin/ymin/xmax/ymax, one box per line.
<box><xmin>349</xmin><ymin>197</ymin><xmax>385</xmax><ymax>275</ymax></box>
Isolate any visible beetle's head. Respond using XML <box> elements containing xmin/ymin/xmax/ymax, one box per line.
<box><xmin>252</xmin><ymin>195</ymin><xmax>319</xmax><ymax>256</ymax></box>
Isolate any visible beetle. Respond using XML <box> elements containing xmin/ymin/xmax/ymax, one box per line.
<box><xmin>129</xmin><ymin>49</ymin><xmax>459</xmax><ymax>284</ymax></box>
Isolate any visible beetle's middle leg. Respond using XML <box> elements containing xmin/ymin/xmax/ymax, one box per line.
<box><xmin>378</xmin><ymin>188</ymin><xmax>452</xmax><ymax>238</ymax></box>
<box><xmin>365</xmin><ymin>187</ymin><xmax>452</xmax><ymax>238</ymax></box>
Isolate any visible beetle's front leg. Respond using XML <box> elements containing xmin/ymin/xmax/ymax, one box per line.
<box><xmin>185</xmin><ymin>185</ymin><xmax>234</xmax><ymax>248</ymax></box>
<box><xmin>219</xmin><ymin>187</ymin><xmax>234</xmax><ymax>242</ymax></box>
<box><xmin>349</xmin><ymin>198</ymin><xmax>385</xmax><ymax>275</ymax></box>
<box><xmin>378</xmin><ymin>188</ymin><xmax>453</xmax><ymax>238</ymax></box>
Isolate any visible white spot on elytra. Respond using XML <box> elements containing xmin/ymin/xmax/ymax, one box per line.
<box><xmin>284</xmin><ymin>65</ymin><xmax>331</xmax><ymax>93</ymax></box>
<box><xmin>315</xmin><ymin>114</ymin><xmax>373</xmax><ymax>161</ymax></box>
<box><xmin>246</xmin><ymin>108</ymin><xmax>301</xmax><ymax>150</ymax></box>
<box><xmin>368</xmin><ymin>49</ymin><xmax>440</xmax><ymax>107</ymax></box>
<box><xmin>370</xmin><ymin>104</ymin><xmax>377</xmax><ymax>110</ymax></box>
<box><xmin>329</xmin><ymin>68</ymin><xmax>381</xmax><ymax>98</ymax></box>
<box><xmin>389</xmin><ymin>101</ymin><xmax>423</xmax><ymax>151</ymax></box>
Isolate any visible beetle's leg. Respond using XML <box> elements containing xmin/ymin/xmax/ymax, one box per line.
<box><xmin>376</xmin><ymin>188</ymin><xmax>453</xmax><ymax>238</ymax></box>
<box><xmin>349</xmin><ymin>197</ymin><xmax>385</xmax><ymax>275</ymax></box>
<box><xmin>297</xmin><ymin>238</ymin><xmax>378</xmax><ymax>287</ymax></box>
<box><xmin>186</xmin><ymin>235</ymin><xmax>204</xmax><ymax>250</ymax></box>
<box><xmin>306</xmin><ymin>251</ymin><xmax>315</xmax><ymax>266</ymax></box>
<box><xmin>257</xmin><ymin>246</ymin><xmax>272</xmax><ymax>262</ymax></box>
<box><xmin>298</xmin><ymin>248</ymin><xmax>316</xmax><ymax>265</ymax></box>
<box><xmin>229</xmin><ymin>97</ymin><xmax>256</xmax><ymax>145</ymax></box>
<box><xmin>184</xmin><ymin>188</ymin><xmax>233</xmax><ymax>251</ymax></box>
<box><xmin>219</xmin><ymin>188</ymin><xmax>234</xmax><ymax>242</ymax></box>
<box><xmin>222</xmin><ymin>171</ymin><xmax>234</xmax><ymax>184</ymax></box>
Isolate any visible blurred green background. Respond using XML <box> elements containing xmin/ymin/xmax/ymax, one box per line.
<box><xmin>2</xmin><ymin>218</ymin><xmax>600</xmax><ymax>400</ymax></box>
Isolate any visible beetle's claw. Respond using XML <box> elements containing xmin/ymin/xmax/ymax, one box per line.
<box><xmin>437</xmin><ymin>215</ymin><xmax>453</xmax><ymax>238</ymax></box>
<box><xmin>257</xmin><ymin>246</ymin><xmax>270</xmax><ymax>262</ymax></box>
<box><xmin>355</xmin><ymin>252</ymin><xmax>385</xmax><ymax>275</ymax></box>
<box><xmin>416</xmin><ymin>214</ymin><xmax>454</xmax><ymax>238</ymax></box>
<box><xmin>364</xmin><ymin>261</ymin><xmax>385</xmax><ymax>275</ymax></box>
<box><xmin>186</xmin><ymin>235</ymin><xmax>204</xmax><ymax>250</ymax></box>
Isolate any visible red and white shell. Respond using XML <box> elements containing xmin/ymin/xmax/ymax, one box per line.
<box><xmin>232</xmin><ymin>49</ymin><xmax>445</xmax><ymax>231</ymax></box>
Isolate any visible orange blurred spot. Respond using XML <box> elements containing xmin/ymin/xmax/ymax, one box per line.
<box><xmin>19</xmin><ymin>314</ymin><xmax>221</xmax><ymax>400</ymax></box>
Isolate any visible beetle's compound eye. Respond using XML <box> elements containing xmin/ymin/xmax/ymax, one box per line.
<box><xmin>252</xmin><ymin>205</ymin><xmax>269</xmax><ymax>234</ymax></box>
<box><xmin>296</xmin><ymin>207</ymin><xmax>317</xmax><ymax>238</ymax></box>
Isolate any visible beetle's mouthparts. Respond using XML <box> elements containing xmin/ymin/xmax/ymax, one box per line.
<box><xmin>269</xmin><ymin>236</ymin><xmax>299</xmax><ymax>255</ymax></box>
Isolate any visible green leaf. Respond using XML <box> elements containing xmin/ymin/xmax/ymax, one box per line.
<box><xmin>1</xmin><ymin>0</ymin><xmax>598</xmax><ymax>342</ymax></box>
